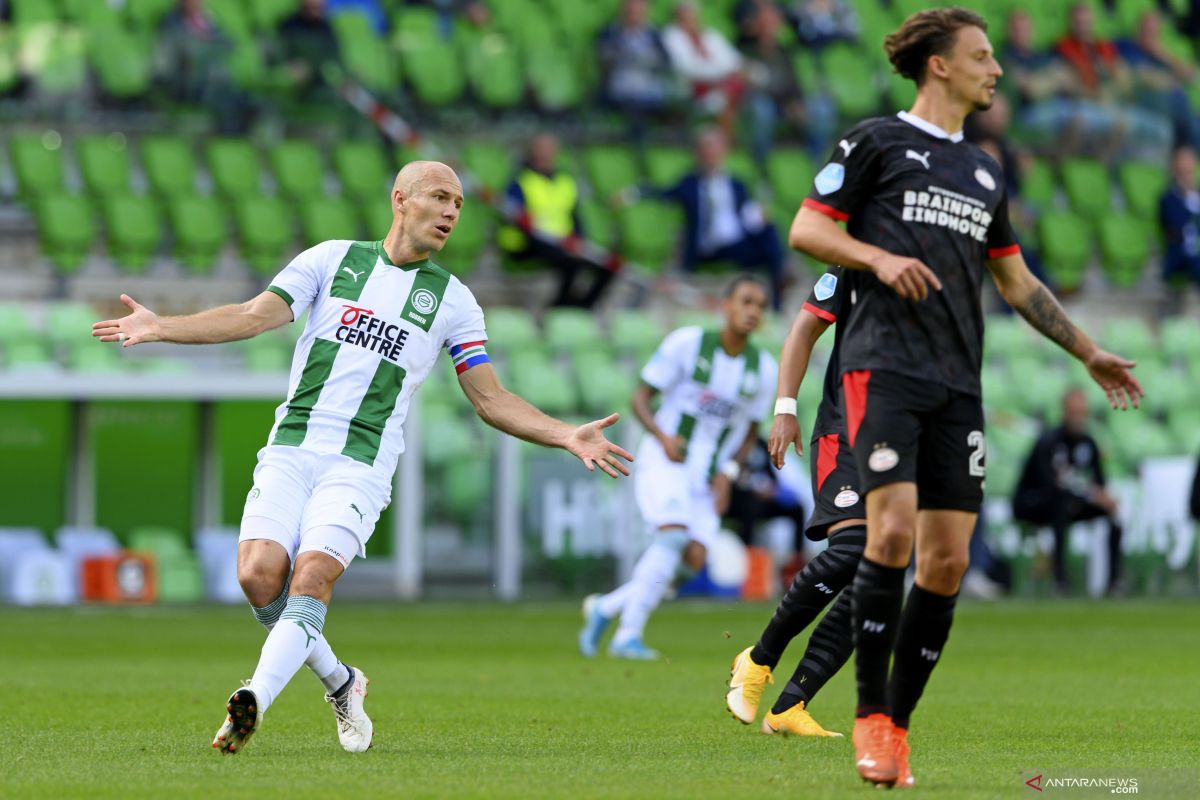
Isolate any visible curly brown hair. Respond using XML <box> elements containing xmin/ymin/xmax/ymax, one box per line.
<box><xmin>884</xmin><ymin>7</ymin><xmax>989</xmax><ymax>86</ymax></box>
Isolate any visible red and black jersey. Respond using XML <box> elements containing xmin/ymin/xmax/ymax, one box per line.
<box><xmin>803</xmin><ymin>112</ymin><xmax>1020</xmax><ymax>396</ymax></box>
<box><xmin>801</xmin><ymin>265</ymin><xmax>854</xmax><ymax>441</ymax></box>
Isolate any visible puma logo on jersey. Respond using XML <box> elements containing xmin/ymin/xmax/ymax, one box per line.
<box><xmin>342</xmin><ymin>266</ymin><xmax>366</xmax><ymax>283</ymax></box>
<box><xmin>905</xmin><ymin>150</ymin><xmax>931</xmax><ymax>169</ymax></box>
<box><xmin>838</xmin><ymin>139</ymin><xmax>857</xmax><ymax>158</ymax></box>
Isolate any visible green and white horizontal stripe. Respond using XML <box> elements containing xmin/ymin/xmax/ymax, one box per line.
<box><xmin>281</xmin><ymin>595</ymin><xmax>328</xmax><ymax>634</ymax></box>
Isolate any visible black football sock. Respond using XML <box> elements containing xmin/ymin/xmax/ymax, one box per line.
<box><xmin>772</xmin><ymin>586</ymin><xmax>855</xmax><ymax>713</ymax></box>
<box><xmin>852</xmin><ymin>556</ymin><xmax>906</xmax><ymax>719</ymax></box>
<box><xmin>750</xmin><ymin>526</ymin><xmax>866</xmax><ymax>668</ymax></box>
<box><xmin>888</xmin><ymin>584</ymin><xmax>958</xmax><ymax>730</ymax></box>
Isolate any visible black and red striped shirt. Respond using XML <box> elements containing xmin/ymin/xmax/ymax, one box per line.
<box><xmin>803</xmin><ymin>112</ymin><xmax>1020</xmax><ymax>396</ymax></box>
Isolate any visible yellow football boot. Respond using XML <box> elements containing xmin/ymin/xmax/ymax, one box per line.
<box><xmin>725</xmin><ymin>647</ymin><xmax>773</xmax><ymax>724</ymax></box>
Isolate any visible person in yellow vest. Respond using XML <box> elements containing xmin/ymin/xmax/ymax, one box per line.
<box><xmin>499</xmin><ymin>133</ymin><xmax>616</xmax><ymax>307</ymax></box>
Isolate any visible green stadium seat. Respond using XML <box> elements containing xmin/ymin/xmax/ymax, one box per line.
<box><xmin>126</xmin><ymin>0</ymin><xmax>176</xmax><ymax>29</ymax></box>
<box><xmin>104</xmin><ymin>194</ymin><xmax>163</xmax><ymax>272</ymax></box>
<box><xmin>392</xmin><ymin>5</ymin><xmax>440</xmax><ymax>43</ymax></box>
<box><xmin>543</xmin><ymin>308</ymin><xmax>606</xmax><ymax>358</ymax></box>
<box><xmin>68</xmin><ymin>340</ymin><xmax>124</xmax><ymax>373</ymax></box>
<box><xmin>766</xmin><ymin>148</ymin><xmax>816</xmax><ymax>210</ymax></box>
<box><xmin>1167</xmin><ymin>407</ymin><xmax>1200</xmax><ymax>454</ymax></box>
<box><xmin>1160</xmin><ymin>317</ymin><xmax>1200</xmax><ymax>365</ymax></box>
<box><xmin>89</xmin><ymin>26</ymin><xmax>153</xmax><ymax>98</ymax></box>
<box><xmin>243</xmin><ymin>334</ymin><xmax>291</xmax><ymax>372</ymax></box>
<box><xmin>608</xmin><ymin>309</ymin><xmax>665</xmax><ymax>363</ymax></box>
<box><xmin>1102</xmin><ymin>317</ymin><xmax>1157</xmax><ymax>364</ymax></box>
<box><xmin>578</xmin><ymin>200</ymin><xmax>617</xmax><ymax>249</ymax></box>
<box><xmin>1020</xmin><ymin>158</ymin><xmax>1057</xmax><ymax>210</ymax></box>
<box><xmin>420</xmin><ymin>406</ymin><xmax>475</xmax><ymax>468</ymax></box>
<box><xmin>644</xmin><ymin>146</ymin><xmax>693</xmax><ymax>188</ymax></box>
<box><xmin>402</xmin><ymin>40</ymin><xmax>466</xmax><ymax>106</ymax></box>
<box><xmin>206</xmin><ymin>138</ymin><xmax>263</xmax><ymax>199</ymax></box>
<box><xmin>1060</xmin><ymin>159</ymin><xmax>1113</xmax><ymax>220</ymax></box>
<box><xmin>269</xmin><ymin>139</ymin><xmax>327</xmax><ymax>200</ymax></box>
<box><xmin>0</xmin><ymin>303</ymin><xmax>37</xmax><ymax>348</ymax></box>
<box><xmin>1037</xmin><ymin>211</ymin><xmax>1092</xmax><ymax>291</ymax></box>
<box><xmin>438</xmin><ymin>206</ymin><xmax>488</xmax><ymax>276</ymax></box>
<box><xmin>483</xmin><ymin>307</ymin><xmax>540</xmax><ymax>356</ymax></box>
<box><xmin>461</xmin><ymin>141</ymin><xmax>514</xmax><ymax>196</ymax></box>
<box><xmin>726</xmin><ymin>150</ymin><xmax>761</xmax><ymax>192</ymax></box>
<box><xmin>508</xmin><ymin>355</ymin><xmax>578</xmax><ymax>415</ymax></box>
<box><xmin>465</xmin><ymin>33</ymin><xmax>524</xmax><ymax>108</ymax></box>
<box><xmin>526</xmin><ymin>47</ymin><xmax>582</xmax><ymax>111</ymax></box>
<box><xmin>19</xmin><ymin>25</ymin><xmax>88</xmax><ymax>94</ymax></box>
<box><xmin>298</xmin><ymin>196</ymin><xmax>362</xmax><ymax>246</ymax></box>
<box><xmin>233</xmin><ymin>195</ymin><xmax>294</xmax><ymax>276</ymax></box>
<box><xmin>619</xmin><ymin>200</ymin><xmax>680</xmax><ymax>270</ymax></box>
<box><xmin>11</xmin><ymin>0</ymin><xmax>59</xmax><ymax>26</ymax></box>
<box><xmin>167</xmin><ymin>194</ymin><xmax>227</xmax><ymax>274</ymax></box>
<box><xmin>1096</xmin><ymin>214</ymin><xmax>1151</xmax><ymax>289</ymax></box>
<box><xmin>820</xmin><ymin>43</ymin><xmax>879</xmax><ymax>120</ymax></box>
<box><xmin>1118</xmin><ymin>161</ymin><xmax>1168</xmax><ymax>221</ymax></box>
<box><xmin>442</xmin><ymin>459</ymin><xmax>491</xmax><ymax>520</ymax></box>
<box><xmin>35</xmin><ymin>193</ymin><xmax>95</xmax><ymax>273</ymax></box>
<box><xmin>141</xmin><ymin>136</ymin><xmax>197</xmax><ymax>197</ymax></box>
<box><xmin>206</xmin><ymin>0</ymin><xmax>253</xmax><ymax>40</ymax></box>
<box><xmin>249</xmin><ymin>0</ymin><xmax>296</xmax><ymax>31</ymax></box>
<box><xmin>128</xmin><ymin>527</ymin><xmax>203</xmax><ymax>603</ymax></box>
<box><xmin>585</xmin><ymin>145</ymin><xmax>642</xmax><ymax>199</ymax></box>
<box><xmin>77</xmin><ymin>134</ymin><xmax>132</xmax><ymax>196</ymax></box>
<box><xmin>334</xmin><ymin>11</ymin><xmax>400</xmax><ymax>94</ymax></box>
<box><xmin>333</xmin><ymin>140</ymin><xmax>391</xmax><ymax>201</ymax></box>
<box><xmin>9</xmin><ymin>132</ymin><xmax>66</xmax><ymax>199</ymax></box>
<box><xmin>574</xmin><ymin>352</ymin><xmax>635</xmax><ymax>415</ymax></box>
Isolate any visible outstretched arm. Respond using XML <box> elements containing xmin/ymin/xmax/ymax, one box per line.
<box><xmin>92</xmin><ymin>291</ymin><xmax>293</xmax><ymax>347</ymax></box>
<box><xmin>457</xmin><ymin>362</ymin><xmax>633</xmax><ymax>478</ymax></box>
<box><xmin>768</xmin><ymin>308</ymin><xmax>831</xmax><ymax>468</ymax></box>
<box><xmin>987</xmin><ymin>252</ymin><xmax>1144</xmax><ymax>410</ymax></box>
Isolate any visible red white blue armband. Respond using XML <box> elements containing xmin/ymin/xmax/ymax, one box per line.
<box><xmin>450</xmin><ymin>341</ymin><xmax>490</xmax><ymax>374</ymax></box>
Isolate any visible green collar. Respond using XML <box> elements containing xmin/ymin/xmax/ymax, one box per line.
<box><xmin>375</xmin><ymin>240</ymin><xmax>430</xmax><ymax>271</ymax></box>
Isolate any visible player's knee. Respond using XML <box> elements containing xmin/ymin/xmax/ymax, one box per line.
<box><xmin>917</xmin><ymin>552</ymin><xmax>970</xmax><ymax>593</ymax></box>
<box><xmin>683</xmin><ymin>541</ymin><xmax>706</xmax><ymax>571</ymax></box>
<box><xmin>237</xmin><ymin>559</ymin><xmax>287</xmax><ymax>607</ymax></box>
<box><xmin>289</xmin><ymin>559</ymin><xmax>341</xmax><ymax>602</ymax></box>
<box><xmin>871</xmin><ymin>514</ymin><xmax>915</xmax><ymax>562</ymax></box>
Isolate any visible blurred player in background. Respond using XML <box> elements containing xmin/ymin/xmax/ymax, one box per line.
<box><xmin>93</xmin><ymin>161</ymin><xmax>633</xmax><ymax>755</ymax></box>
<box><xmin>726</xmin><ymin>266</ymin><xmax>864</xmax><ymax>738</ymax></box>
<box><xmin>579</xmin><ymin>276</ymin><xmax>777</xmax><ymax>660</ymax></box>
<box><xmin>788</xmin><ymin>8</ymin><xmax>1143</xmax><ymax>787</ymax></box>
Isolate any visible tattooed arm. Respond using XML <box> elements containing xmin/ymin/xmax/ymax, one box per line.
<box><xmin>987</xmin><ymin>253</ymin><xmax>1144</xmax><ymax>410</ymax></box>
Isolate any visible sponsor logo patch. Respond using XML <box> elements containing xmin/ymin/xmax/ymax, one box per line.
<box><xmin>834</xmin><ymin>489</ymin><xmax>860</xmax><ymax>508</ymax></box>
<box><xmin>814</xmin><ymin>163</ymin><xmax>845</xmax><ymax>195</ymax></box>
<box><xmin>814</xmin><ymin>272</ymin><xmax>838</xmax><ymax>301</ymax></box>
<box><xmin>868</xmin><ymin>447</ymin><xmax>899</xmax><ymax>472</ymax></box>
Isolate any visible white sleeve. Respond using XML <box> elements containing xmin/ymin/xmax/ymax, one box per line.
<box><xmin>442</xmin><ymin>283</ymin><xmax>488</xmax><ymax>350</ymax></box>
<box><xmin>267</xmin><ymin>241</ymin><xmax>341</xmax><ymax>320</ymax></box>
<box><xmin>640</xmin><ymin>327</ymin><xmax>695</xmax><ymax>392</ymax></box>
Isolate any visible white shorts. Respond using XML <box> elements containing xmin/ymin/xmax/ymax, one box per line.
<box><xmin>633</xmin><ymin>437</ymin><xmax>720</xmax><ymax>549</ymax></box>
<box><xmin>239</xmin><ymin>445</ymin><xmax>392</xmax><ymax>566</ymax></box>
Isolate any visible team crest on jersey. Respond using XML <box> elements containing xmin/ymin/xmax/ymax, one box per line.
<box><xmin>834</xmin><ymin>488</ymin><xmax>859</xmax><ymax>508</ymax></box>
<box><xmin>974</xmin><ymin>167</ymin><xmax>996</xmax><ymax>191</ymax></box>
<box><xmin>814</xmin><ymin>273</ymin><xmax>838</xmax><ymax>301</ymax></box>
<box><xmin>411</xmin><ymin>288</ymin><xmax>439</xmax><ymax>316</ymax></box>
<box><xmin>814</xmin><ymin>163</ymin><xmax>845</xmax><ymax>195</ymax></box>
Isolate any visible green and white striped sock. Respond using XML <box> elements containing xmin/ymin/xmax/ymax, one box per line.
<box><xmin>249</xmin><ymin>595</ymin><xmax>329</xmax><ymax>713</ymax></box>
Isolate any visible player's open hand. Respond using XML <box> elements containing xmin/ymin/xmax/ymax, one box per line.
<box><xmin>91</xmin><ymin>294</ymin><xmax>160</xmax><ymax>348</ymax></box>
<box><xmin>566</xmin><ymin>413</ymin><xmax>634</xmax><ymax>478</ymax></box>
<box><xmin>1084</xmin><ymin>349</ymin><xmax>1144</xmax><ymax>410</ymax></box>
<box><xmin>768</xmin><ymin>413</ymin><xmax>804</xmax><ymax>469</ymax></box>
<box><xmin>870</xmin><ymin>253</ymin><xmax>942</xmax><ymax>301</ymax></box>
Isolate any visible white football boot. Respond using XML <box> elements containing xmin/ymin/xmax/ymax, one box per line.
<box><xmin>325</xmin><ymin>667</ymin><xmax>373</xmax><ymax>752</ymax></box>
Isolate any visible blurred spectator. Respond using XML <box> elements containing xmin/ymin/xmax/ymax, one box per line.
<box><xmin>1191</xmin><ymin>446</ymin><xmax>1200</xmax><ymax>521</ymax></box>
<box><xmin>1012</xmin><ymin>387</ymin><xmax>1124</xmax><ymax>596</ymax></box>
<box><xmin>785</xmin><ymin>0</ymin><xmax>859</xmax><ymax>51</ymax></box>
<box><xmin>1052</xmin><ymin>3</ymin><xmax>1172</xmax><ymax>161</ymax></box>
<box><xmin>1000</xmin><ymin>10</ymin><xmax>1071</xmax><ymax>112</ymax></box>
<box><xmin>409</xmin><ymin>0</ymin><xmax>489</xmax><ymax>40</ymax></box>
<box><xmin>596</xmin><ymin>0</ymin><xmax>676</xmax><ymax>133</ymax></box>
<box><xmin>649</xmin><ymin>127</ymin><xmax>785</xmax><ymax>308</ymax></box>
<box><xmin>156</xmin><ymin>0</ymin><xmax>250</xmax><ymax>133</ymax></box>
<box><xmin>498</xmin><ymin>134</ymin><xmax>615</xmax><ymax>308</ymax></box>
<box><xmin>327</xmin><ymin>0</ymin><xmax>387</xmax><ymax>33</ymax></box>
<box><xmin>1159</xmin><ymin>145</ymin><xmax>1200</xmax><ymax>289</ymax></box>
<box><xmin>277</xmin><ymin>0</ymin><xmax>340</xmax><ymax>104</ymax></box>
<box><xmin>662</xmin><ymin>1</ymin><xmax>745</xmax><ymax>140</ymax></box>
<box><xmin>1115</xmin><ymin>10</ymin><xmax>1199</xmax><ymax>149</ymax></box>
<box><xmin>740</xmin><ymin>2</ymin><xmax>810</xmax><ymax>165</ymax></box>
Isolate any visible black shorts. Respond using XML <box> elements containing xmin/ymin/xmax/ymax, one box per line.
<box><xmin>842</xmin><ymin>370</ymin><xmax>985</xmax><ymax>513</ymax></box>
<box><xmin>806</xmin><ymin>428</ymin><xmax>866</xmax><ymax>541</ymax></box>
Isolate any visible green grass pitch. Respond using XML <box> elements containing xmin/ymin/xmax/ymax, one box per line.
<box><xmin>4</xmin><ymin>600</ymin><xmax>1197</xmax><ymax>799</ymax></box>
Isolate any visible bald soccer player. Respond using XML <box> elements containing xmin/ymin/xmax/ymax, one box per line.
<box><xmin>93</xmin><ymin>162</ymin><xmax>634</xmax><ymax>755</ymax></box>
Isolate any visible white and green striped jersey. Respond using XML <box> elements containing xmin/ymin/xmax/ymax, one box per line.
<box><xmin>264</xmin><ymin>239</ymin><xmax>487</xmax><ymax>478</ymax></box>
<box><xmin>640</xmin><ymin>326</ymin><xmax>777</xmax><ymax>486</ymax></box>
